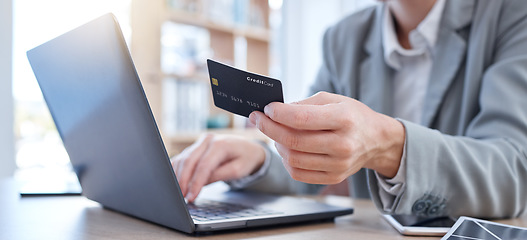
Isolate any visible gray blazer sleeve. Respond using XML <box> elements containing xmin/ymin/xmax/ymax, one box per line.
<box><xmin>369</xmin><ymin>0</ymin><xmax>527</xmax><ymax>218</ymax></box>
<box><xmin>371</xmin><ymin>58</ymin><xmax>527</xmax><ymax>218</ymax></box>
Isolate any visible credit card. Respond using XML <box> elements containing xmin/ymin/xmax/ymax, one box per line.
<box><xmin>207</xmin><ymin>59</ymin><xmax>284</xmax><ymax>118</ymax></box>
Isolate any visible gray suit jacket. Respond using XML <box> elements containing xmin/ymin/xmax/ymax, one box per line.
<box><xmin>240</xmin><ymin>0</ymin><xmax>527</xmax><ymax>218</ymax></box>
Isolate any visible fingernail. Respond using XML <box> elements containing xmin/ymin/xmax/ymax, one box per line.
<box><xmin>249</xmin><ymin>112</ymin><xmax>257</xmax><ymax>125</ymax></box>
<box><xmin>264</xmin><ymin>105</ymin><xmax>271</xmax><ymax>117</ymax></box>
<box><xmin>186</xmin><ymin>192</ymin><xmax>194</xmax><ymax>201</ymax></box>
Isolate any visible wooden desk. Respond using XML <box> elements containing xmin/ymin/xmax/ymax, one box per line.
<box><xmin>1</xmin><ymin>179</ymin><xmax>526</xmax><ymax>240</ymax></box>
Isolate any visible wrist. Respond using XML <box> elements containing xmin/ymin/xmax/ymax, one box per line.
<box><xmin>365</xmin><ymin>116</ymin><xmax>405</xmax><ymax>178</ymax></box>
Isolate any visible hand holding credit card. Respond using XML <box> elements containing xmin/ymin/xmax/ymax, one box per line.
<box><xmin>207</xmin><ymin>59</ymin><xmax>284</xmax><ymax>117</ymax></box>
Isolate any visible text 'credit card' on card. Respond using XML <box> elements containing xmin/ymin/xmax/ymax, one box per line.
<box><xmin>207</xmin><ymin>59</ymin><xmax>284</xmax><ymax>118</ymax></box>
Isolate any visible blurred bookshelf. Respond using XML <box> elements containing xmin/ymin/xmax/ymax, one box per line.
<box><xmin>130</xmin><ymin>0</ymin><xmax>273</xmax><ymax>156</ymax></box>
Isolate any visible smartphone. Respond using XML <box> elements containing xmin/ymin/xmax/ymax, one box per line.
<box><xmin>382</xmin><ymin>214</ymin><xmax>456</xmax><ymax>236</ymax></box>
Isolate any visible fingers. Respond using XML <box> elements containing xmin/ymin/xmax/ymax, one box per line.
<box><xmin>208</xmin><ymin>141</ymin><xmax>266</xmax><ymax>183</ymax></box>
<box><xmin>208</xmin><ymin>160</ymin><xmax>245</xmax><ymax>183</ymax></box>
<box><xmin>265</xmin><ymin>103</ymin><xmax>342</xmax><ymax>130</ymax></box>
<box><xmin>171</xmin><ymin>134</ymin><xmax>213</xmax><ymax>196</ymax></box>
<box><xmin>184</xmin><ymin>140</ymin><xmax>229</xmax><ymax>202</ymax></box>
<box><xmin>263</xmin><ymin>93</ymin><xmax>350</xmax><ymax>131</ymax></box>
<box><xmin>274</xmin><ymin>143</ymin><xmax>347</xmax><ymax>172</ymax></box>
<box><xmin>250</xmin><ymin>111</ymin><xmax>351</xmax><ymax>155</ymax></box>
<box><xmin>183</xmin><ymin>137</ymin><xmax>265</xmax><ymax>202</ymax></box>
<box><xmin>275</xmin><ymin>143</ymin><xmax>359</xmax><ymax>184</ymax></box>
<box><xmin>172</xmin><ymin>134</ymin><xmax>268</xmax><ymax>202</ymax></box>
<box><xmin>282</xmin><ymin>165</ymin><xmax>346</xmax><ymax>185</ymax></box>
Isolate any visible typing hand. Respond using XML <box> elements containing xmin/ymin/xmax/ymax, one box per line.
<box><xmin>171</xmin><ymin>134</ymin><xmax>266</xmax><ymax>202</ymax></box>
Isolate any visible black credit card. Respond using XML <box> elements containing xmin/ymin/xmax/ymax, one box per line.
<box><xmin>207</xmin><ymin>59</ymin><xmax>284</xmax><ymax>117</ymax></box>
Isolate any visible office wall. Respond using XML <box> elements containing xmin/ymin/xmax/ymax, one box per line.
<box><xmin>0</xmin><ymin>0</ymin><xmax>16</xmax><ymax>178</ymax></box>
<box><xmin>281</xmin><ymin>0</ymin><xmax>375</xmax><ymax>102</ymax></box>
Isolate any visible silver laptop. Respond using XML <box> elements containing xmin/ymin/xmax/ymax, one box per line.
<box><xmin>26</xmin><ymin>13</ymin><xmax>353</xmax><ymax>234</ymax></box>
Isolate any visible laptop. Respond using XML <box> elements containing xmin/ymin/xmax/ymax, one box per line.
<box><xmin>26</xmin><ymin>13</ymin><xmax>354</xmax><ymax>234</ymax></box>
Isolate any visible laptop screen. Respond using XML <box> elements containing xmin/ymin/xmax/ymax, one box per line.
<box><xmin>27</xmin><ymin>13</ymin><xmax>195</xmax><ymax>233</ymax></box>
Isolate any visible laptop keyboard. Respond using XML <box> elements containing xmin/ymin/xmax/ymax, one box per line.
<box><xmin>188</xmin><ymin>200</ymin><xmax>280</xmax><ymax>222</ymax></box>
